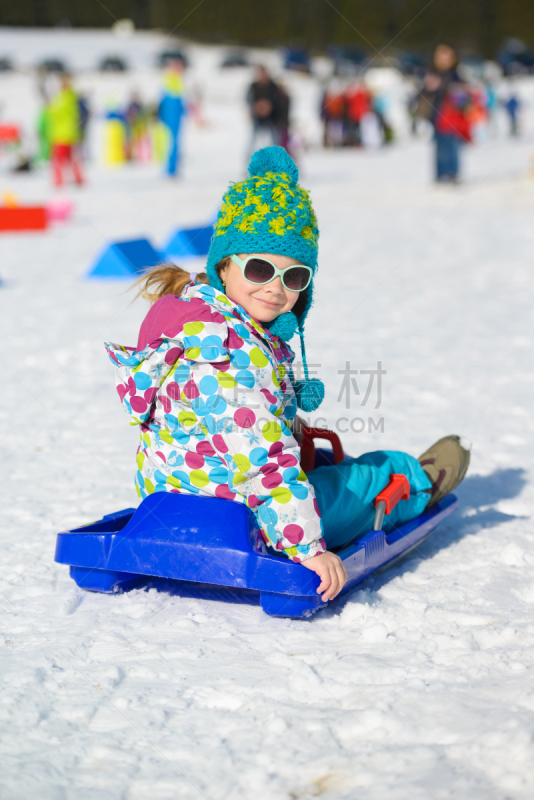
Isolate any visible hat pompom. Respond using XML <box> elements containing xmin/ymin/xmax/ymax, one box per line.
<box><xmin>268</xmin><ymin>311</ymin><xmax>298</xmax><ymax>342</ymax></box>
<box><xmin>248</xmin><ymin>146</ymin><xmax>299</xmax><ymax>183</ymax></box>
<box><xmin>294</xmin><ymin>378</ymin><xmax>325</xmax><ymax>413</ymax></box>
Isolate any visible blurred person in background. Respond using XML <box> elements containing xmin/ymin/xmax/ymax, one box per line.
<box><xmin>466</xmin><ymin>84</ymin><xmax>488</xmax><ymax>143</ymax></box>
<box><xmin>372</xmin><ymin>91</ymin><xmax>394</xmax><ymax>144</ymax></box>
<box><xmin>407</xmin><ymin>82</ymin><xmax>423</xmax><ymax>136</ymax></box>
<box><xmin>125</xmin><ymin>92</ymin><xmax>150</xmax><ymax>161</ymax></box>
<box><xmin>483</xmin><ymin>80</ymin><xmax>498</xmax><ymax>138</ymax></box>
<box><xmin>36</xmin><ymin>103</ymin><xmax>51</xmax><ymax>166</ymax></box>
<box><xmin>36</xmin><ymin>72</ymin><xmax>52</xmax><ymax>166</ymax></box>
<box><xmin>360</xmin><ymin>101</ymin><xmax>383</xmax><ymax>149</ymax></box>
<box><xmin>159</xmin><ymin>57</ymin><xmax>187</xmax><ymax>177</ymax></box>
<box><xmin>417</xmin><ymin>43</ymin><xmax>471</xmax><ymax>183</ymax></box>
<box><xmin>343</xmin><ymin>81</ymin><xmax>372</xmax><ymax>146</ymax></box>
<box><xmin>187</xmin><ymin>80</ymin><xmax>207</xmax><ymax>128</ymax></box>
<box><xmin>320</xmin><ymin>78</ymin><xmax>345</xmax><ymax>147</ymax></box>
<box><xmin>125</xmin><ymin>93</ymin><xmax>143</xmax><ymax>160</ymax></box>
<box><xmin>503</xmin><ymin>86</ymin><xmax>520</xmax><ymax>137</ymax></box>
<box><xmin>246</xmin><ymin>66</ymin><xmax>281</xmax><ymax>153</ymax></box>
<box><xmin>275</xmin><ymin>80</ymin><xmax>292</xmax><ymax>155</ymax></box>
<box><xmin>47</xmin><ymin>73</ymin><xmax>84</xmax><ymax>187</ymax></box>
<box><xmin>77</xmin><ymin>93</ymin><xmax>90</xmax><ymax>161</ymax></box>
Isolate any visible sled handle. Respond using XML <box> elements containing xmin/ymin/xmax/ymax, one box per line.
<box><xmin>300</xmin><ymin>426</ymin><xmax>345</xmax><ymax>473</ymax></box>
<box><xmin>373</xmin><ymin>474</ymin><xmax>410</xmax><ymax>531</ymax></box>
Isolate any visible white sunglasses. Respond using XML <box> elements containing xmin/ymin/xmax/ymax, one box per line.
<box><xmin>230</xmin><ymin>254</ymin><xmax>312</xmax><ymax>292</ymax></box>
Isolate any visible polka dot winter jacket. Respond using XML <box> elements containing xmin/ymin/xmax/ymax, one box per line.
<box><xmin>105</xmin><ymin>282</ymin><xmax>326</xmax><ymax>562</ymax></box>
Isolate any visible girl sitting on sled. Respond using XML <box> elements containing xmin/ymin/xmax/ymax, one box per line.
<box><xmin>106</xmin><ymin>146</ymin><xmax>469</xmax><ymax>602</ymax></box>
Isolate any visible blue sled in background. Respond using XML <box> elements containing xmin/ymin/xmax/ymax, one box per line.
<box><xmin>54</xmin><ymin>429</ymin><xmax>458</xmax><ymax>619</ymax></box>
<box><xmin>162</xmin><ymin>224</ymin><xmax>214</xmax><ymax>261</ymax></box>
<box><xmin>87</xmin><ymin>238</ymin><xmax>163</xmax><ymax>279</ymax></box>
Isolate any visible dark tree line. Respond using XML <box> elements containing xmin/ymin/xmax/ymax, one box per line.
<box><xmin>1</xmin><ymin>0</ymin><xmax>533</xmax><ymax>57</ymax></box>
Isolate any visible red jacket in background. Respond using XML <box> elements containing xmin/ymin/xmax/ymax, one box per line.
<box><xmin>436</xmin><ymin>90</ymin><xmax>472</xmax><ymax>142</ymax></box>
<box><xmin>345</xmin><ymin>87</ymin><xmax>372</xmax><ymax>122</ymax></box>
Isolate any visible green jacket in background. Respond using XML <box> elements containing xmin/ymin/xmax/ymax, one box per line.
<box><xmin>47</xmin><ymin>87</ymin><xmax>80</xmax><ymax>146</ymax></box>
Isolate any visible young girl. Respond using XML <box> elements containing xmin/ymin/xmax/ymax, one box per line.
<box><xmin>106</xmin><ymin>147</ymin><xmax>469</xmax><ymax>602</ymax></box>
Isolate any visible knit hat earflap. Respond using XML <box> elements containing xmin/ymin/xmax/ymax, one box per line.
<box><xmin>293</xmin><ymin>325</ymin><xmax>325</xmax><ymax>413</ymax></box>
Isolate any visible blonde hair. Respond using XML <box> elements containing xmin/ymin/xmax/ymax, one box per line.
<box><xmin>132</xmin><ymin>258</ymin><xmax>230</xmax><ymax>305</ymax></box>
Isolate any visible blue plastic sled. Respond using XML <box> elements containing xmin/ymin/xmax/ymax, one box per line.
<box><xmin>55</xmin><ymin>470</ymin><xmax>458</xmax><ymax>619</ymax></box>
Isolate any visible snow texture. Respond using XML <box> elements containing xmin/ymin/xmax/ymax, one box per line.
<box><xmin>1</xmin><ymin>28</ymin><xmax>534</xmax><ymax>800</ymax></box>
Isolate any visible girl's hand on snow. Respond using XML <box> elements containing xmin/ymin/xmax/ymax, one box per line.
<box><xmin>301</xmin><ymin>552</ymin><xmax>348</xmax><ymax>602</ymax></box>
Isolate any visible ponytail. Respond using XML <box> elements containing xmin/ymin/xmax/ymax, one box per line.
<box><xmin>131</xmin><ymin>263</ymin><xmax>210</xmax><ymax>305</ymax></box>
<box><xmin>132</xmin><ymin>258</ymin><xmax>231</xmax><ymax>305</ymax></box>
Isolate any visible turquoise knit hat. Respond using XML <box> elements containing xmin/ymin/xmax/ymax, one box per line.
<box><xmin>206</xmin><ymin>146</ymin><xmax>324</xmax><ymax>412</ymax></box>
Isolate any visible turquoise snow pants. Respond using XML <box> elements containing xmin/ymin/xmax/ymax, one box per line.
<box><xmin>308</xmin><ymin>451</ymin><xmax>432</xmax><ymax>551</ymax></box>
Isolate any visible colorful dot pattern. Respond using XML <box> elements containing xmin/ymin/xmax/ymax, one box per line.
<box><xmin>106</xmin><ymin>284</ymin><xmax>326</xmax><ymax>563</ymax></box>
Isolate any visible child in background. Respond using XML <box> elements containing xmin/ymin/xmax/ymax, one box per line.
<box><xmin>47</xmin><ymin>73</ymin><xmax>84</xmax><ymax>187</ymax></box>
<box><xmin>107</xmin><ymin>147</ymin><xmax>469</xmax><ymax>602</ymax></box>
<box><xmin>159</xmin><ymin>57</ymin><xmax>187</xmax><ymax>177</ymax></box>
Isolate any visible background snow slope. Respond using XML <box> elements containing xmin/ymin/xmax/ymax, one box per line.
<box><xmin>1</xmin><ymin>30</ymin><xmax>534</xmax><ymax>800</ymax></box>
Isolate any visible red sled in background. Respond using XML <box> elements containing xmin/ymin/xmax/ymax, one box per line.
<box><xmin>0</xmin><ymin>206</ymin><xmax>47</xmax><ymax>231</ymax></box>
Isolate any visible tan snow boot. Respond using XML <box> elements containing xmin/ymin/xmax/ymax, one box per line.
<box><xmin>419</xmin><ymin>435</ymin><xmax>471</xmax><ymax>507</ymax></box>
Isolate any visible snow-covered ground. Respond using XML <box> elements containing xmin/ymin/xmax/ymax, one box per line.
<box><xmin>2</xmin><ymin>28</ymin><xmax>534</xmax><ymax>800</ymax></box>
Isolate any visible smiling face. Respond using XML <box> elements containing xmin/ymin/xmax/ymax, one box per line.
<box><xmin>219</xmin><ymin>253</ymin><xmax>302</xmax><ymax>323</ymax></box>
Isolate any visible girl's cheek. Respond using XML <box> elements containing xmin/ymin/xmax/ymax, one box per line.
<box><xmin>285</xmin><ymin>292</ymin><xmax>298</xmax><ymax>309</ymax></box>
